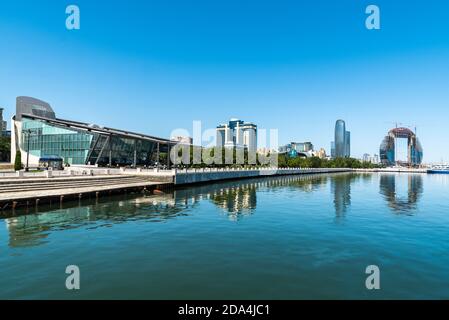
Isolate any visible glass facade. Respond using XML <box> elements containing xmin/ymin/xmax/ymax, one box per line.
<box><xmin>410</xmin><ymin>139</ymin><xmax>423</xmax><ymax>165</ymax></box>
<box><xmin>22</xmin><ymin>118</ymin><xmax>93</xmax><ymax>165</ymax></box>
<box><xmin>344</xmin><ymin>131</ymin><xmax>350</xmax><ymax>157</ymax></box>
<box><xmin>379</xmin><ymin>135</ymin><xmax>395</xmax><ymax>165</ymax></box>
<box><xmin>334</xmin><ymin>120</ymin><xmax>350</xmax><ymax>158</ymax></box>
<box><xmin>293</xmin><ymin>142</ymin><xmax>313</xmax><ymax>152</ymax></box>
<box><xmin>334</xmin><ymin>120</ymin><xmax>346</xmax><ymax>157</ymax></box>
<box><xmin>21</xmin><ymin>117</ymin><xmax>169</xmax><ymax>166</ymax></box>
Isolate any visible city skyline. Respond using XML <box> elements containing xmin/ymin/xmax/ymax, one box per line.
<box><xmin>2</xmin><ymin>94</ymin><xmax>434</xmax><ymax>163</ymax></box>
<box><xmin>1</xmin><ymin>1</ymin><xmax>448</xmax><ymax>162</ymax></box>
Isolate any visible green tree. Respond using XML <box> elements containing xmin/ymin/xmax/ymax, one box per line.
<box><xmin>0</xmin><ymin>137</ymin><xmax>11</xmax><ymax>162</ymax></box>
<box><xmin>277</xmin><ymin>153</ymin><xmax>288</xmax><ymax>167</ymax></box>
<box><xmin>278</xmin><ymin>154</ymin><xmax>381</xmax><ymax>169</ymax></box>
<box><xmin>14</xmin><ymin>150</ymin><xmax>22</xmax><ymax>171</ymax></box>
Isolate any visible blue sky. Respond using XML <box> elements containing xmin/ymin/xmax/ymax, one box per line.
<box><xmin>0</xmin><ymin>0</ymin><xmax>448</xmax><ymax>162</ymax></box>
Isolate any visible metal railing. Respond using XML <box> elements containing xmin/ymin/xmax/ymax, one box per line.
<box><xmin>174</xmin><ymin>167</ymin><xmax>351</xmax><ymax>174</ymax></box>
<box><xmin>0</xmin><ymin>166</ymin><xmax>352</xmax><ymax>180</ymax></box>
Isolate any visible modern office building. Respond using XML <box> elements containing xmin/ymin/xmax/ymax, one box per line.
<box><xmin>331</xmin><ymin>120</ymin><xmax>350</xmax><ymax>158</ymax></box>
<box><xmin>216</xmin><ymin>118</ymin><xmax>257</xmax><ymax>152</ymax></box>
<box><xmin>11</xmin><ymin>96</ymin><xmax>176</xmax><ymax>167</ymax></box>
<box><xmin>0</xmin><ymin>107</ymin><xmax>7</xmax><ymax>136</ymax></box>
<box><xmin>279</xmin><ymin>142</ymin><xmax>314</xmax><ymax>158</ymax></box>
<box><xmin>379</xmin><ymin>127</ymin><xmax>423</xmax><ymax>167</ymax></box>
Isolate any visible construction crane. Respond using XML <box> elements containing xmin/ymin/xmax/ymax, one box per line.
<box><xmin>385</xmin><ymin>121</ymin><xmax>403</xmax><ymax>129</ymax></box>
<box><xmin>409</xmin><ymin>124</ymin><xmax>418</xmax><ymax>136</ymax></box>
<box><xmin>385</xmin><ymin>122</ymin><xmax>419</xmax><ymax>135</ymax></box>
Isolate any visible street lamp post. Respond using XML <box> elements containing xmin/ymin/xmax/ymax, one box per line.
<box><xmin>25</xmin><ymin>129</ymin><xmax>31</xmax><ymax>172</ymax></box>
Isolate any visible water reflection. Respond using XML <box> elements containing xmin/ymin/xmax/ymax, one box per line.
<box><xmin>1</xmin><ymin>174</ymin><xmax>332</xmax><ymax>247</ymax></box>
<box><xmin>330</xmin><ymin>174</ymin><xmax>356</xmax><ymax>218</ymax></box>
<box><xmin>1</xmin><ymin>173</ymin><xmax>426</xmax><ymax>248</ymax></box>
<box><xmin>174</xmin><ymin>183</ymin><xmax>257</xmax><ymax>221</ymax></box>
<box><xmin>175</xmin><ymin>173</ymin><xmax>329</xmax><ymax>220</ymax></box>
<box><xmin>4</xmin><ymin>194</ymin><xmax>186</xmax><ymax>248</ymax></box>
<box><xmin>379</xmin><ymin>174</ymin><xmax>423</xmax><ymax>214</ymax></box>
<box><xmin>209</xmin><ymin>185</ymin><xmax>257</xmax><ymax>220</ymax></box>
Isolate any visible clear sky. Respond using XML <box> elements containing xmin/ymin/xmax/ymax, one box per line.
<box><xmin>0</xmin><ymin>0</ymin><xmax>448</xmax><ymax>162</ymax></box>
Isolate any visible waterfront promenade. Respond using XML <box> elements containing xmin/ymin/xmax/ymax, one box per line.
<box><xmin>0</xmin><ymin>167</ymin><xmax>351</xmax><ymax>209</ymax></box>
<box><xmin>1</xmin><ymin>165</ymin><xmax>431</xmax><ymax>210</ymax></box>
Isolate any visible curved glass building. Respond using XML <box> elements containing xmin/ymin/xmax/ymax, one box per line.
<box><xmin>379</xmin><ymin>127</ymin><xmax>423</xmax><ymax>167</ymax></box>
<box><xmin>11</xmin><ymin>97</ymin><xmax>175</xmax><ymax>167</ymax></box>
<box><xmin>332</xmin><ymin>120</ymin><xmax>350</xmax><ymax>158</ymax></box>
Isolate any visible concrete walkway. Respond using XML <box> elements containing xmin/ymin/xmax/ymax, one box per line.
<box><xmin>0</xmin><ymin>175</ymin><xmax>172</xmax><ymax>209</ymax></box>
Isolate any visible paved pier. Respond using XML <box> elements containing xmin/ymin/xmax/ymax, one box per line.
<box><xmin>0</xmin><ymin>175</ymin><xmax>173</xmax><ymax>209</ymax></box>
<box><xmin>0</xmin><ymin>167</ymin><xmax>378</xmax><ymax>210</ymax></box>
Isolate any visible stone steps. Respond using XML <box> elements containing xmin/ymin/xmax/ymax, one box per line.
<box><xmin>0</xmin><ymin>176</ymin><xmax>159</xmax><ymax>193</ymax></box>
<box><xmin>0</xmin><ymin>175</ymin><xmax>137</xmax><ymax>185</ymax></box>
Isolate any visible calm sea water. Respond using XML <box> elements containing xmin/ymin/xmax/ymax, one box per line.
<box><xmin>1</xmin><ymin>173</ymin><xmax>449</xmax><ymax>299</ymax></box>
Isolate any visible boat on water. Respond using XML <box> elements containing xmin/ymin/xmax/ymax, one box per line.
<box><xmin>428</xmin><ymin>165</ymin><xmax>449</xmax><ymax>174</ymax></box>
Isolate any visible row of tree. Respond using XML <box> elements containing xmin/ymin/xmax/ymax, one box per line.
<box><xmin>2</xmin><ymin>142</ymin><xmax>381</xmax><ymax>171</ymax></box>
<box><xmin>277</xmin><ymin>154</ymin><xmax>381</xmax><ymax>169</ymax></box>
<box><xmin>171</xmin><ymin>146</ymin><xmax>381</xmax><ymax>169</ymax></box>
<box><xmin>0</xmin><ymin>136</ymin><xmax>11</xmax><ymax>162</ymax></box>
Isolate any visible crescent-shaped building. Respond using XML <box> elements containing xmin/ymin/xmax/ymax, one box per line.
<box><xmin>379</xmin><ymin>127</ymin><xmax>423</xmax><ymax>167</ymax></box>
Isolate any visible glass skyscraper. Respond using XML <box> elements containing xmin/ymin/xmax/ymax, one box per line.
<box><xmin>331</xmin><ymin>120</ymin><xmax>350</xmax><ymax>158</ymax></box>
